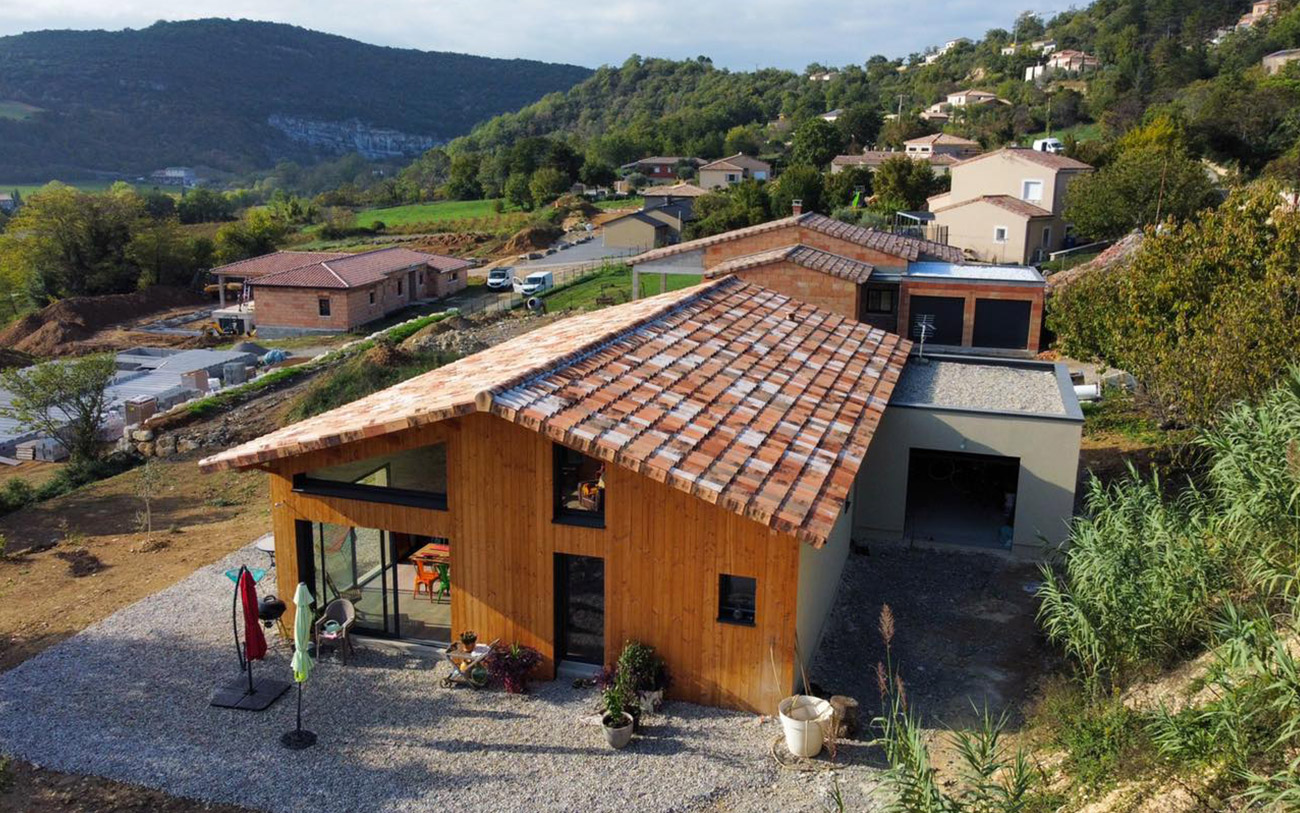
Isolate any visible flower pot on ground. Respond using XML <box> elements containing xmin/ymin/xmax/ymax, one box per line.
<box><xmin>602</xmin><ymin>712</ymin><xmax>634</xmax><ymax>749</ymax></box>
<box><xmin>487</xmin><ymin>642</ymin><xmax>542</xmax><ymax>694</ymax></box>
<box><xmin>778</xmin><ymin>695</ymin><xmax>834</xmax><ymax>758</ymax></box>
<box><xmin>459</xmin><ymin>630</ymin><xmax>478</xmax><ymax>651</ymax></box>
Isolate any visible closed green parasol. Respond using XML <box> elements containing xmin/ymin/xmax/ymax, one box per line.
<box><xmin>282</xmin><ymin>582</ymin><xmax>317</xmax><ymax>749</ymax></box>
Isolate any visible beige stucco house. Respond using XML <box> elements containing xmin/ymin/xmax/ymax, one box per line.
<box><xmin>929</xmin><ymin>147</ymin><xmax>1093</xmax><ymax>264</ymax></box>
<box><xmin>698</xmin><ymin>154</ymin><xmax>772</xmax><ymax>189</ymax></box>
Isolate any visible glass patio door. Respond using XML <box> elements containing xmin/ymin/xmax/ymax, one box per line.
<box><xmin>309</xmin><ymin>522</ymin><xmax>399</xmax><ymax>637</ymax></box>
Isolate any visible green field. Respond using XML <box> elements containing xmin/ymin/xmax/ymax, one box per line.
<box><xmin>594</xmin><ymin>197</ymin><xmax>644</xmax><ymax>210</ymax></box>
<box><xmin>0</xmin><ymin>180</ymin><xmax>137</xmax><ymax>197</ymax></box>
<box><xmin>354</xmin><ymin>199</ymin><xmax>508</xmax><ymax>228</ymax></box>
<box><xmin>542</xmin><ymin>265</ymin><xmax>702</xmax><ymax>312</ymax></box>
<box><xmin>0</xmin><ymin>101</ymin><xmax>43</xmax><ymax>121</ymax></box>
<box><xmin>1019</xmin><ymin>122</ymin><xmax>1102</xmax><ymax>146</ymax></box>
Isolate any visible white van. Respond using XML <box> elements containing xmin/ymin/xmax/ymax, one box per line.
<box><xmin>514</xmin><ymin>270</ymin><xmax>554</xmax><ymax>296</ymax></box>
<box><xmin>1032</xmin><ymin>138</ymin><xmax>1065</xmax><ymax>154</ymax></box>
<box><xmin>486</xmin><ymin>266</ymin><xmax>513</xmax><ymax>290</ymax></box>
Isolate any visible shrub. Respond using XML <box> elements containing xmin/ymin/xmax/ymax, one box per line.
<box><xmin>487</xmin><ymin>642</ymin><xmax>542</xmax><ymax>694</ymax></box>
<box><xmin>615</xmin><ymin>640</ymin><xmax>670</xmax><ymax>692</ymax></box>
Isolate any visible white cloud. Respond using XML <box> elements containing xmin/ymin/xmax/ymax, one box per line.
<box><xmin>0</xmin><ymin>0</ymin><xmax>1078</xmax><ymax>70</ymax></box>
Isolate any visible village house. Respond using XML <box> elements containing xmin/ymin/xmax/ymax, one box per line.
<box><xmin>945</xmin><ymin>89</ymin><xmax>1000</xmax><ymax>107</ymax></box>
<box><xmin>1026</xmin><ymin>49</ymin><xmax>1101</xmax><ymax>81</ymax></box>
<box><xmin>602</xmin><ymin>183</ymin><xmax>707</xmax><ymax>250</ymax></box>
<box><xmin>209</xmin><ymin>247</ymin><xmax>470</xmax><ymax>338</ymax></box>
<box><xmin>0</xmin><ymin>193</ymin><xmax>16</xmax><ymax>214</ymax></box>
<box><xmin>831</xmin><ymin>134</ymin><xmax>981</xmax><ymax>178</ymax></box>
<box><xmin>619</xmin><ymin>156</ymin><xmax>695</xmax><ymax>181</ymax></box>
<box><xmin>628</xmin><ymin>210</ymin><xmax>1049</xmax><ymax>355</ymax></box>
<box><xmin>199</xmin><ymin>275</ymin><xmax>1081</xmax><ymax>714</ymax></box>
<box><xmin>1264</xmin><ymin>48</ymin><xmax>1300</xmax><ymax>75</ymax></box>
<box><xmin>928</xmin><ymin>147</ymin><xmax>1093</xmax><ymax>265</ymax></box>
<box><xmin>697</xmin><ymin>154</ymin><xmax>772</xmax><ymax>189</ymax></box>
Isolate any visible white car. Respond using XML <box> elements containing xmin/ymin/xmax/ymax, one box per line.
<box><xmin>486</xmin><ymin>267</ymin><xmax>514</xmax><ymax>290</ymax></box>
<box><xmin>1032</xmin><ymin>137</ymin><xmax>1065</xmax><ymax>154</ymax></box>
<box><xmin>514</xmin><ymin>271</ymin><xmax>554</xmax><ymax>296</ymax></box>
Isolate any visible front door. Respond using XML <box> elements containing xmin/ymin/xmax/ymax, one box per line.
<box><xmin>554</xmin><ymin>554</ymin><xmax>605</xmax><ymax>665</ymax></box>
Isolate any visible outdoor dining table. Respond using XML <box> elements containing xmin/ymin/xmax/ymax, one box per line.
<box><xmin>411</xmin><ymin>542</ymin><xmax>450</xmax><ymax>564</ymax></box>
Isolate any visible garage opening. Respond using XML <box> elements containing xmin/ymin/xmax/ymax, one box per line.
<box><xmin>908</xmin><ymin>296</ymin><xmax>965</xmax><ymax>346</ymax></box>
<box><xmin>972</xmin><ymin>299</ymin><xmax>1032</xmax><ymax>350</ymax></box>
<box><xmin>904</xmin><ymin>449</ymin><xmax>1019</xmax><ymax>549</ymax></box>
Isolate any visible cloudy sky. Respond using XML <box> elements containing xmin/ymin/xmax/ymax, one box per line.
<box><xmin>0</xmin><ymin>1</ymin><xmax>1079</xmax><ymax>70</ymax></box>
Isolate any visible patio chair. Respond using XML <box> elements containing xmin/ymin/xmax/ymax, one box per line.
<box><xmin>413</xmin><ymin>559</ymin><xmax>438</xmax><ymax>602</ymax></box>
<box><xmin>434</xmin><ymin>562</ymin><xmax>451</xmax><ymax>603</ymax></box>
<box><xmin>314</xmin><ymin>598</ymin><xmax>356</xmax><ymax>664</ymax></box>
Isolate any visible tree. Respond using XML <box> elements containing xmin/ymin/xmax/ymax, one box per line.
<box><xmin>825</xmin><ymin>166</ymin><xmax>873</xmax><ymax>208</ymax></box>
<box><xmin>873</xmin><ymin>157</ymin><xmax>940</xmax><ymax>211</ymax></box>
<box><xmin>529</xmin><ymin>166</ymin><xmax>569</xmax><ymax>208</ymax></box>
<box><xmin>723</xmin><ymin>124</ymin><xmax>764</xmax><ymax>156</ymax></box>
<box><xmin>0</xmin><ymin>355</ymin><xmax>116</xmax><ymax>468</ymax></box>
<box><xmin>877</xmin><ymin>116</ymin><xmax>932</xmax><ymax>149</ymax></box>
<box><xmin>214</xmin><ymin>209</ymin><xmax>290</xmax><ymax>263</ymax></box>
<box><xmin>686</xmin><ymin>180</ymin><xmax>773</xmax><ymax>239</ymax></box>
<box><xmin>835</xmin><ymin>104</ymin><xmax>883</xmax><ymax>150</ymax></box>
<box><xmin>127</xmin><ymin>220</ymin><xmax>198</xmax><ymax>287</ymax></box>
<box><xmin>1049</xmin><ymin>184</ymin><xmax>1300</xmax><ymax>425</ymax></box>
<box><xmin>140</xmin><ymin>188</ymin><xmax>176</xmax><ymax>220</ymax></box>
<box><xmin>444</xmin><ymin>152</ymin><xmax>483</xmax><ymax>200</ymax></box>
<box><xmin>768</xmin><ymin>165</ymin><xmax>826</xmax><ymax>215</ymax></box>
<box><xmin>1064</xmin><ymin>145</ymin><xmax>1218</xmax><ymax>240</ymax></box>
<box><xmin>579</xmin><ymin>160</ymin><xmax>616</xmax><ymax>188</ymax></box>
<box><xmin>504</xmin><ymin>172</ymin><xmax>533</xmax><ymax>210</ymax></box>
<box><xmin>176</xmin><ymin>188</ymin><xmax>234</xmax><ymax>224</ymax></box>
<box><xmin>791</xmin><ymin>118</ymin><xmax>846</xmax><ymax>170</ymax></box>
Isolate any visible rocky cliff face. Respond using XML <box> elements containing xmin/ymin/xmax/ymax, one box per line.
<box><xmin>267</xmin><ymin>115</ymin><xmax>439</xmax><ymax>158</ymax></box>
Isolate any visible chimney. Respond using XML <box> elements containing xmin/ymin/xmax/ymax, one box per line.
<box><xmin>791</xmin><ymin>199</ymin><xmax>803</xmax><ymax>216</ymax></box>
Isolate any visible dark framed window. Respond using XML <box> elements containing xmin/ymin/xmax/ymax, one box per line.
<box><xmin>418</xmin><ymin>272</ymin><xmax>424</xmax><ymax>285</ymax></box>
<box><xmin>866</xmin><ymin>288</ymin><xmax>895</xmax><ymax>314</ymax></box>
<box><xmin>293</xmin><ymin>444</ymin><xmax>448</xmax><ymax>510</ymax></box>
<box><xmin>553</xmin><ymin>444</ymin><xmax>605</xmax><ymax>527</ymax></box>
<box><xmin>318</xmin><ymin>297</ymin><xmax>331</xmax><ymax>317</ymax></box>
<box><xmin>368</xmin><ymin>290</ymin><xmax>376</xmax><ymax>305</ymax></box>
<box><xmin>718</xmin><ymin>575</ymin><xmax>756</xmax><ymax>626</ymax></box>
<box><xmin>397</xmin><ymin>278</ymin><xmax>404</xmax><ymax>296</ymax></box>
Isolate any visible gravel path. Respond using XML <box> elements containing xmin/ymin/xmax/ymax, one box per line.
<box><xmin>0</xmin><ymin>545</ymin><xmax>844</xmax><ymax>813</ymax></box>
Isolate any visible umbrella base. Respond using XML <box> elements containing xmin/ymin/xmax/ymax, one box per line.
<box><xmin>280</xmin><ymin>729</ymin><xmax>317</xmax><ymax>750</ymax></box>
<box><xmin>210</xmin><ymin>675</ymin><xmax>290</xmax><ymax>711</ymax></box>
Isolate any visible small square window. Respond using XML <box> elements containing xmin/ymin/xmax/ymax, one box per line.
<box><xmin>553</xmin><ymin>444</ymin><xmax>605</xmax><ymax>526</ymax></box>
<box><xmin>1021</xmin><ymin>180</ymin><xmax>1044</xmax><ymax>202</ymax></box>
<box><xmin>993</xmin><ymin>226</ymin><xmax>1009</xmax><ymax>243</ymax></box>
<box><xmin>867</xmin><ymin>289</ymin><xmax>895</xmax><ymax>314</ymax></box>
<box><xmin>718</xmin><ymin>574</ymin><xmax>756</xmax><ymax>626</ymax></box>
<box><xmin>318</xmin><ymin>297</ymin><xmax>331</xmax><ymax>317</ymax></box>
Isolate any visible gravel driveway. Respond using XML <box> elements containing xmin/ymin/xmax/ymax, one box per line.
<box><xmin>0</xmin><ymin>544</ymin><xmax>1045</xmax><ymax>813</ymax></box>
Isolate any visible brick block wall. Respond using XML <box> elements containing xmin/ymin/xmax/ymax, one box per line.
<box><xmin>897</xmin><ymin>280</ymin><xmax>1043</xmax><ymax>352</ymax></box>
<box><xmin>253</xmin><ymin>288</ymin><xmax>352</xmax><ymax>331</ymax></box>
<box><xmin>700</xmin><ymin>225</ymin><xmax>912</xmax><ymax>272</ymax></box>
<box><xmin>729</xmin><ymin>262</ymin><xmax>860</xmax><ymax>320</ymax></box>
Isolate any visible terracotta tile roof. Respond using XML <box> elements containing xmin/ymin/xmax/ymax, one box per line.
<box><xmin>933</xmin><ymin>194</ymin><xmax>1053</xmax><ymax>218</ymax></box>
<box><xmin>700</xmin><ymin>153</ymin><xmax>771</xmax><ymax>172</ymax></box>
<box><xmin>832</xmin><ymin>151</ymin><xmax>960</xmax><ymax>167</ymax></box>
<box><xmin>952</xmin><ymin>146</ymin><xmax>1093</xmax><ymax>172</ymax></box>
<box><xmin>199</xmin><ymin>277</ymin><xmax>912</xmax><ymax>546</ymax></box>
<box><xmin>210</xmin><ymin>251</ymin><xmax>349</xmax><ymax>279</ymax></box>
<box><xmin>250</xmin><ymin>247</ymin><xmax>465</xmax><ymax>289</ymax></box>
<box><xmin>642</xmin><ymin>182</ymin><xmax>709</xmax><ymax>198</ymax></box>
<box><xmin>705</xmin><ymin>245</ymin><xmax>875</xmax><ymax>284</ymax></box>
<box><xmin>630</xmin><ymin>212</ymin><xmax>965</xmax><ymax>265</ymax></box>
<box><xmin>905</xmin><ymin>133</ymin><xmax>981</xmax><ymax>147</ymax></box>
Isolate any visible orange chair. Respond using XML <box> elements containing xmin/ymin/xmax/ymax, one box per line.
<box><xmin>413</xmin><ymin>558</ymin><xmax>438</xmax><ymax>602</ymax></box>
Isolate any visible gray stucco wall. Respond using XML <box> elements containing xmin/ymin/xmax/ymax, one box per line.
<box><xmin>796</xmin><ymin>505</ymin><xmax>852</xmax><ymax>675</ymax></box>
<box><xmin>853</xmin><ymin>405</ymin><xmax>1082</xmax><ymax>557</ymax></box>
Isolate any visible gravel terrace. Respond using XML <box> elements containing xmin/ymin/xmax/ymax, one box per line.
<box><xmin>0</xmin><ymin>543</ymin><xmax>1046</xmax><ymax>813</ymax></box>
<box><xmin>893</xmin><ymin>359</ymin><xmax>1067</xmax><ymax>415</ymax></box>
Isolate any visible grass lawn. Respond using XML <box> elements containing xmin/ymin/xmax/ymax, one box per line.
<box><xmin>0</xmin><ymin>101</ymin><xmax>43</xmax><ymax>121</ymax></box>
<box><xmin>542</xmin><ymin>265</ymin><xmax>702</xmax><ymax>312</ymax></box>
<box><xmin>593</xmin><ymin>197</ymin><xmax>643</xmax><ymax>210</ymax></box>
<box><xmin>353</xmin><ymin>199</ymin><xmax>507</xmax><ymax>228</ymax></box>
<box><xmin>1020</xmin><ymin>122</ymin><xmax>1102</xmax><ymax>146</ymax></box>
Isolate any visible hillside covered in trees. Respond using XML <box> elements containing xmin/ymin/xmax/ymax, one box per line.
<box><xmin>391</xmin><ymin>0</ymin><xmax>1300</xmax><ymax>203</ymax></box>
<box><xmin>0</xmin><ymin>19</ymin><xmax>592</xmax><ymax>180</ymax></box>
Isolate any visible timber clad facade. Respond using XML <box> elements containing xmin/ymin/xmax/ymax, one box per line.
<box><xmin>202</xmin><ymin>278</ymin><xmax>911</xmax><ymax>713</ymax></box>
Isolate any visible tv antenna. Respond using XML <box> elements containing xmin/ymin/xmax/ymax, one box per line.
<box><xmin>913</xmin><ymin>314</ymin><xmax>936</xmax><ymax>362</ymax></box>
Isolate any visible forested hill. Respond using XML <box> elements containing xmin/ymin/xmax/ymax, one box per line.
<box><xmin>0</xmin><ymin>19</ymin><xmax>592</xmax><ymax>180</ymax></box>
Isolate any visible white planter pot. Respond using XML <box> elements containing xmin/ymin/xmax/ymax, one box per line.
<box><xmin>778</xmin><ymin>695</ymin><xmax>833</xmax><ymax>758</ymax></box>
<box><xmin>603</xmin><ymin>713</ymin><xmax>634</xmax><ymax>749</ymax></box>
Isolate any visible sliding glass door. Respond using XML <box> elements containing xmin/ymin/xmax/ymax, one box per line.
<box><xmin>306</xmin><ymin>522</ymin><xmax>399</xmax><ymax>637</ymax></box>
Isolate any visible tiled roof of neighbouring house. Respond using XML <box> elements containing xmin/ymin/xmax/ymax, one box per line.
<box><xmin>249</xmin><ymin>247</ymin><xmax>469</xmax><ymax>289</ymax></box>
<box><xmin>904</xmin><ymin>133</ymin><xmax>981</xmax><ymax>147</ymax></box>
<box><xmin>630</xmin><ymin>212</ymin><xmax>966</xmax><ymax>266</ymax></box>
<box><xmin>705</xmin><ymin>245</ymin><xmax>876</xmax><ymax>284</ymax></box>
<box><xmin>199</xmin><ymin>276</ymin><xmax>911</xmax><ymax>547</ymax></box>
<box><xmin>952</xmin><ymin>146</ymin><xmax>1093</xmax><ymax>172</ymax></box>
<box><xmin>700</xmin><ymin>153</ymin><xmax>771</xmax><ymax>172</ymax></box>
<box><xmin>832</xmin><ymin>152</ymin><xmax>959</xmax><ymax>167</ymax></box>
<box><xmin>210</xmin><ymin>251</ymin><xmax>350</xmax><ymax>279</ymax></box>
<box><xmin>641</xmin><ymin>183</ymin><xmax>710</xmax><ymax>198</ymax></box>
<box><xmin>932</xmin><ymin>194</ymin><xmax>1053</xmax><ymax>219</ymax></box>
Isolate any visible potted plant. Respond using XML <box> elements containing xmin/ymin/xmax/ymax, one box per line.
<box><xmin>617</xmin><ymin>640</ymin><xmax>671</xmax><ymax>712</ymax></box>
<box><xmin>459</xmin><ymin>630</ymin><xmax>478</xmax><ymax>652</ymax></box>
<box><xmin>601</xmin><ymin>672</ymin><xmax>636</xmax><ymax>749</ymax></box>
<box><xmin>487</xmin><ymin>642</ymin><xmax>542</xmax><ymax>694</ymax></box>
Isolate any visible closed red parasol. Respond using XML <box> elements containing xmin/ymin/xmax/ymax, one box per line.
<box><xmin>239</xmin><ymin>568</ymin><xmax>267</xmax><ymax>663</ymax></box>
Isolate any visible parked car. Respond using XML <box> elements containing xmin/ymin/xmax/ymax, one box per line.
<box><xmin>486</xmin><ymin>267</ymin><xmax>514</xmax><ymax>290</ymax></box>
<box><xmin>514</xmin><ymin>271</ymin><xmax>554</xmax><ymax>296</ymax></box>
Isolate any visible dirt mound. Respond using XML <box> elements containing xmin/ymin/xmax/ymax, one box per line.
<box><xmin>407</xmin><ymin>232</ymin><xmax>494</xmax><ymax>255</ymax></box>
<box><xmin>0</xmin><ymin>287</ymin><xmax>206</xmax><ymax>357</ymax></box>
<box><xmin>502</xmin><ymin>225</ymin><xmax>564</xmax><ymax>255</ymax></box>
<box><xmin>554</xmin><ymin>194</ymin><xmax>600</xmax><ymax>218</ymax></box>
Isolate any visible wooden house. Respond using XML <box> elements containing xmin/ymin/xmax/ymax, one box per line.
<box><xmin>199</xmin><ymin>277</ymin><xmax>911</xmax><ymax>713</ymax></box>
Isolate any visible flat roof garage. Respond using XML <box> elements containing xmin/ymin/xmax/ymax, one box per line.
<box><xmin>853</xmin><ymin>354</ymin><xmax>1083</xmax><ymax>557</ymax></box>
